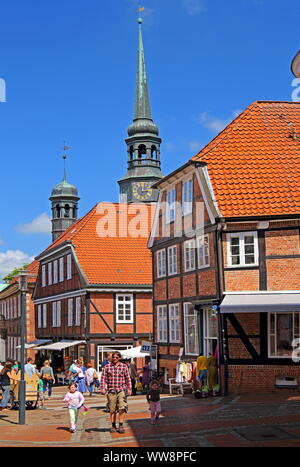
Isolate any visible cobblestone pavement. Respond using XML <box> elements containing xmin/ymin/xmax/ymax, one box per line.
<box><xmin>1</xmin><ymin>387</ymin><xmax>300</xmax><ymax>447</ymax></box>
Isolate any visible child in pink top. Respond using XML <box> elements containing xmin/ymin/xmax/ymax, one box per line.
<box><xmin>64</xmin><ymin>382</ymin><xmax>85</xmax><ymax>433</ymax></box>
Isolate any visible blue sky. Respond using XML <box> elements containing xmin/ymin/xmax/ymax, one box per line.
<box><xmin>0</xmin><ymin>0</ymin><xmax>299</xmax><ymax>280</ymax></box>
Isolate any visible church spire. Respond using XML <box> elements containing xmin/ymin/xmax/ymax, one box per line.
<box><xmin>134</xmin><ymin>17</ymin><xmax>152</xmax><ymax>121</ymax></box>
<box><xmin>118</xmin><ymin>15</ymin><xmax>163</xmax><ymax>204</ymax></box>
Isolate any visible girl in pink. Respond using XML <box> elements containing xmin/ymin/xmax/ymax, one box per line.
<box><xmin>146</xmin><ymin>380</ymin><xmax>161</xmax><ymax>425</ymax></box>
<box><xmin>64</xmin><ymin>382</ymin><xmax>85</xmax><ymax>433</ymax></box>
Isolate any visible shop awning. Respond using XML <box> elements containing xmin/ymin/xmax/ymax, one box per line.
<box><xmin>36</xmin><ymin>340</ymin><xmax>86</xmax><ymax>351</ymax></box>
<box><xmin>220</xmin><ymin>292</ymin><xmax>300</xmax><ymax>313</ymax></box>
<box><xmin>120</xmin><ymin>346</ymin><xmax>149</xmax><ymax>358</ymax></box>
<box><xmin>16</xmin><ymin>339</ymin><xmax>52</xmax><ymax>349</ymax></box>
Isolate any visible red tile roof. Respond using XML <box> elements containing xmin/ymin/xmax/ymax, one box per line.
<box><xmin>40</xmin><ymin>202</ymin><xmax>155</xmax><ymax>285</ymax></box>
<box><xmin>192</xmin><ymin>101</ymin><xmax>300</xmax><ymax>218</ymax></box>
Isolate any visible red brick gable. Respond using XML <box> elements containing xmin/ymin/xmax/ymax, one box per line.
<box><xmin>192</xmin><ymin>101</ymin><xmax>300</xmax><ymax>217</ymax></box>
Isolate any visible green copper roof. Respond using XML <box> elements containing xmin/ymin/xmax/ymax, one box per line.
<box><xmin>127</xmin><ymin>18</ymin><xmax>159</xmax><ymax>137</ymax></box>
<box><xmin>50</xmin><ymin>179</ymin><xmax>79</xmax><ymax>198</ymax></box>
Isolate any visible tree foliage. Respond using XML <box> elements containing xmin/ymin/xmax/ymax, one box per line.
<box><xmin>2</xmin><ymin>264</ymin><xmax>29</xmax><ymax>284</ymax></box>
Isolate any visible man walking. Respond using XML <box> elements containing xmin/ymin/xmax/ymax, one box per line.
<box><xmin>24</xmin><ymin>357</ymin><xmax>36</xmax><ymax>377</ymax></box>
<box><xmin>100</xmin><ymin>351</ymin><xmax>132</xmax><ymax>434</ymax></box>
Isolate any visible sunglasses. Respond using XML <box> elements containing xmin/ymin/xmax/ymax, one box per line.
<box><xmin>112</xmin><ymin>356</ymin><xmax>120</xmax><ymax>359</ymax></box>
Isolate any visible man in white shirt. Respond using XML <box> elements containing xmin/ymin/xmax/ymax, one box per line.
<box><xmin>24</xmin><ymin>357</ymin><xmax>36</xmax><ymax>377</ymax></box>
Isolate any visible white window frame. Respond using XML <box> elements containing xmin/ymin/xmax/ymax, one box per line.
<box><xmin>157</xmin><ymin>249</ymin><xmax>166</xmax><ymax>278</ymax></box>
<box><xmin>42</xmin><ymin>265</ymin><xmax>46</xmax><ymax>287</ymax></box>
<box><xmin>75</xmin><ymin>297</ymin><xmax>81</xmax><ymax>326</ymax></box>
<box><xmin>203</xmin><ymin>307</ymin><xmax>218</xmax><ymax>356</ymax></box>
<box><xmin>166</xmin><ymin>188</ymin><xmax>176</xmax><ymax>223</ymax></box>
<box><xmin>169</xmin><ymin>304</ymin><xmax>180</xmax><ymax>343</ymax></box>
<box><xmin>67</xmin><ymin>254</ymin><xmax>72</xmax><ymax>280</ymax></box>
<box><xmin>157</xmin><ymin>305</ymin><xmax>168</xmax><ymax>342</ymax></box>
<box><xmin>184</xmin><ymin>239</ymin><xmax>196</xmax><ymax>272</ymax></box>
<box><xmin>182</xmin><ymin>179</ymin><xmax>193</xmax><ymax>216</ymax></box>
<box><xmin>184</xmin><ymin>303</ymin><xmax>199</xmax><ymax>355</ymax></box>
<box><xmin>116</xmin><ymin>294</ymin><xmax>134</xmax><ymax>324</ymax></box>
<box><xmin>197</xmin><ymin>234</ymin><xmax>210</xmax><ymax>269</ymax></box>
<box><xmin>52</xmin><ymin>301</ymin><xmax>61</xmax><ymax>328</ymax></box>
<box><xmin>268</xmin><ymin>311</ymin><xmax>300</xmax><ymax>358</ymax></box>
<box><xmin>42</xmin><ymin>304</ymin><xmax>47</xmax><ymax>328</ymax></box>
<box><xmin>68</xmin><ymin>298</ymin><xmax>73</xmax><ymax>327</ymax></box>
<box><xmin>53</xmin><ymin>260</ymin><xmax>58</xmax><ymax>284</ymax></box>
<box><xmin>59</xmin><ymin>257</ymin><xmax>64</xmax><ymax>282</ymax></box>
<box><xmin>227</xmin><ymin>231</ymin><xmax>259</xmax><ymax>267</ymax></box>
<box><xmin>48</xmin><ymin>262</ymin><xmax>52</xmax><ymax>286</ymax></box>
<box><xmin>168</xmin><ymin>245</ymin><xmax>178</xmax><ymax>276</ymax></box>
<box><xmin>37</xmin><ymin>305</ymin><xmax>42</xmax><ymax>329</ymax></box>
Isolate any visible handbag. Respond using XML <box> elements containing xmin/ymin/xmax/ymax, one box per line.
<box><xmin>42</xmin><ymin>373</ymin><xmax>51</xmax><ymax>381</ymax></box>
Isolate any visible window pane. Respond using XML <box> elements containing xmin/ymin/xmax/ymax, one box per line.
<box><xmin>244</xmin><ymin>236</ymin><xmax>254</xmax><ymax>245</ymax></box>
<box><xmin>232</xmin><ymin>256</ymin><xmax>240</xmax><ymax>265</ymax></box>
<box><xmin>231</xmin><ymin>238</ymin><xmax>239</xmax><ymax>245</ymax></box>
<box><xmin>276</xmin><ymin>313</ymin><xmax>293</xmax><ymax>357</ymax></box>
<box><xmin>245</xmin><ymin>254</ymin><xmax>255</xmax><ymax>264</ymax></box>
<box><xmin>231</xmin><ymin>246</ymin><xmax>240</xmax><ymax>255</ymax></box>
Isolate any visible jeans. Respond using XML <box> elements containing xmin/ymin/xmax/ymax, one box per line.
<box><xmin>43</xmin><ymin>380</ymin><xmax>53</xmax><ymax>397</ymax></box>
<box><xmin>0</xmin><ymin>385</ymin><xmax>11</xmax><ymax>407</ymax></box>
<box><xmin>87</xmin><ymin>382</ymin><xmax>94</xmax><ymax>394</ymax></box>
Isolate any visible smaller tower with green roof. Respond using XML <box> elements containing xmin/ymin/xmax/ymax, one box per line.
<box><xmin>49</xmin><ymin>151</ymin><xmax>80</xmax><ymax>242</ymax></box>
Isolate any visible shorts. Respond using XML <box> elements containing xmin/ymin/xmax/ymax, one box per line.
<box><xmin>149</xmin><ymin>401</ymin><xmax>161</xmax><ymax>414</ymax></box>
<box><xmin>197</xmin><ymin>370</ymin><xmax>208</xmax><ymax>382</ymax></box>
<box><xmin>38</xmin><ymin>391</ymin><xmax>44</xmax><ymax>401</ymax></box>
<box><xmin>107</xmin><ymin>391</ymin><xmax>128</xmax><ymax>413</ymax></box>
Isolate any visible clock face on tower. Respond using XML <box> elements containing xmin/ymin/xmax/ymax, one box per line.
<box><xmin>132</xmin><ymin>181</ymin><xmax>153</xmax><ymax>201</ymax></box>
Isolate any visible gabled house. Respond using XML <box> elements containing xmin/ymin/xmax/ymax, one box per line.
<box><xmin>32</xmin><ymin>202</ymin><xmax>155</xmax><ymax>371</ymax></box>
<box><xmin>149</xmin><ymin>101</ymin><xmax>300</xmax><ymax>393</ymax></box>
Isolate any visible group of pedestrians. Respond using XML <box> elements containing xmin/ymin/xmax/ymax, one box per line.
<box><xmin>1</xmin><ymin>353</ymin><xmax>161</xmax><ymax>435</ymax></box>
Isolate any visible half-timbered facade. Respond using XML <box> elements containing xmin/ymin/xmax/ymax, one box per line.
<box><xmin>150</xmin><ymin>101</ymin><xmax>300</xmax><ymax>393</ymax></box>
<box><xmin>33</xmin><ymin>202</ymin><xmax>155</xmax><ymax>371</ymax></box>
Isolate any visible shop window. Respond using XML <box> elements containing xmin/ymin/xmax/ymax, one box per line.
<box><xmin>184</xmin><ymin>303</ymin><xmax>199</xmax><ymax>355</ymax></box>
<box><xmin>269</xmin><ymin>312</ymin><xmax>299</xmax><ymax>358</ymax></box>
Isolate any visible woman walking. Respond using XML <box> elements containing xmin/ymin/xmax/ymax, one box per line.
<box><xmin>40</xmin><ymin>360</ymin><xmax>55</xmax><ymax>399</ymax></box>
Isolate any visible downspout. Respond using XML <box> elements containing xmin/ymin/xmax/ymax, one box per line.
<box><xmin>215</xmin><ymin>219</ymin><xmax>228</xmax><ymax>396</ymax></box>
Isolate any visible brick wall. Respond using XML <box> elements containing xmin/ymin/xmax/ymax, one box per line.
<box><xmin>222</xmin><ymin>365</ymin><xmax>300</xmax><ymax>394</ymax></box>
<box><xmin>225</xmin><ymin>269</ymin><xmax>259</xmax><ymax>291</ymax></box>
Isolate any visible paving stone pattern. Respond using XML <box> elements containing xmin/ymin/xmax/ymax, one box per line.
<box><xmin>1</xmin><ymin>387</ymin><xmax>300</xmax><ymax>447</ymax></box>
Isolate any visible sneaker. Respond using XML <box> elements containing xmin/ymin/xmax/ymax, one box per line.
<box><xmin>70</xmin><ymin>428</ymin><xmax>75</xmax><ymax>433</ymax></box>
<box><xmin>151</xmin><ymin>419</ymin><xmax>155</xmax><ymax>425</ymax></box>
<box><xmin>118</xmin><ymin>426</ymin><xmax>125</xmax><ymax>434</ymax></box>
<box><xmin>110</xmin><ymin>427</ymin><xmax>117</xmax><ymax>433</ymax></box>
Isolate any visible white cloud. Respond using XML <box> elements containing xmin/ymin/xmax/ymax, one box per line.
<box><xmin>16</xmin><ymin>213</ymin><xmax>52</xmax><ymax>235</ymax></box>
<box><xmin>198</xmin><ymin>109</ymin><xmax>242</xmax><ymax>133</ymax></box>
<box><xmin>183</xmin><ymin>0</ymin><xmax>206</xmax><ymax>16</ymax></box>
<box><xmin>188</xmin><ymin>140</ymin><xmax>202</xmax><ymax>152</ymax></box>
<box><xmin>0</xmin><ymin>250</ymin><xmax>35</xmax><ymax>280</ymax></box>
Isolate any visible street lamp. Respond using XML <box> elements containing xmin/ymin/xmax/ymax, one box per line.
<box><xmin>17</xmin><ymin>270</ymin><xmax>30</xmax><ymax>425</ymax></box>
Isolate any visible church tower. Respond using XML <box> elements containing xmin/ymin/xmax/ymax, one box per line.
<box><xmin>118</xmin><ymin>17</ymin><xmax>162</xmax><ymax>203</ymax></box>
<box><xmin>49</xmin><ymin>152</ymin><xmax>80</xmax><ymax>242</ymax></box>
